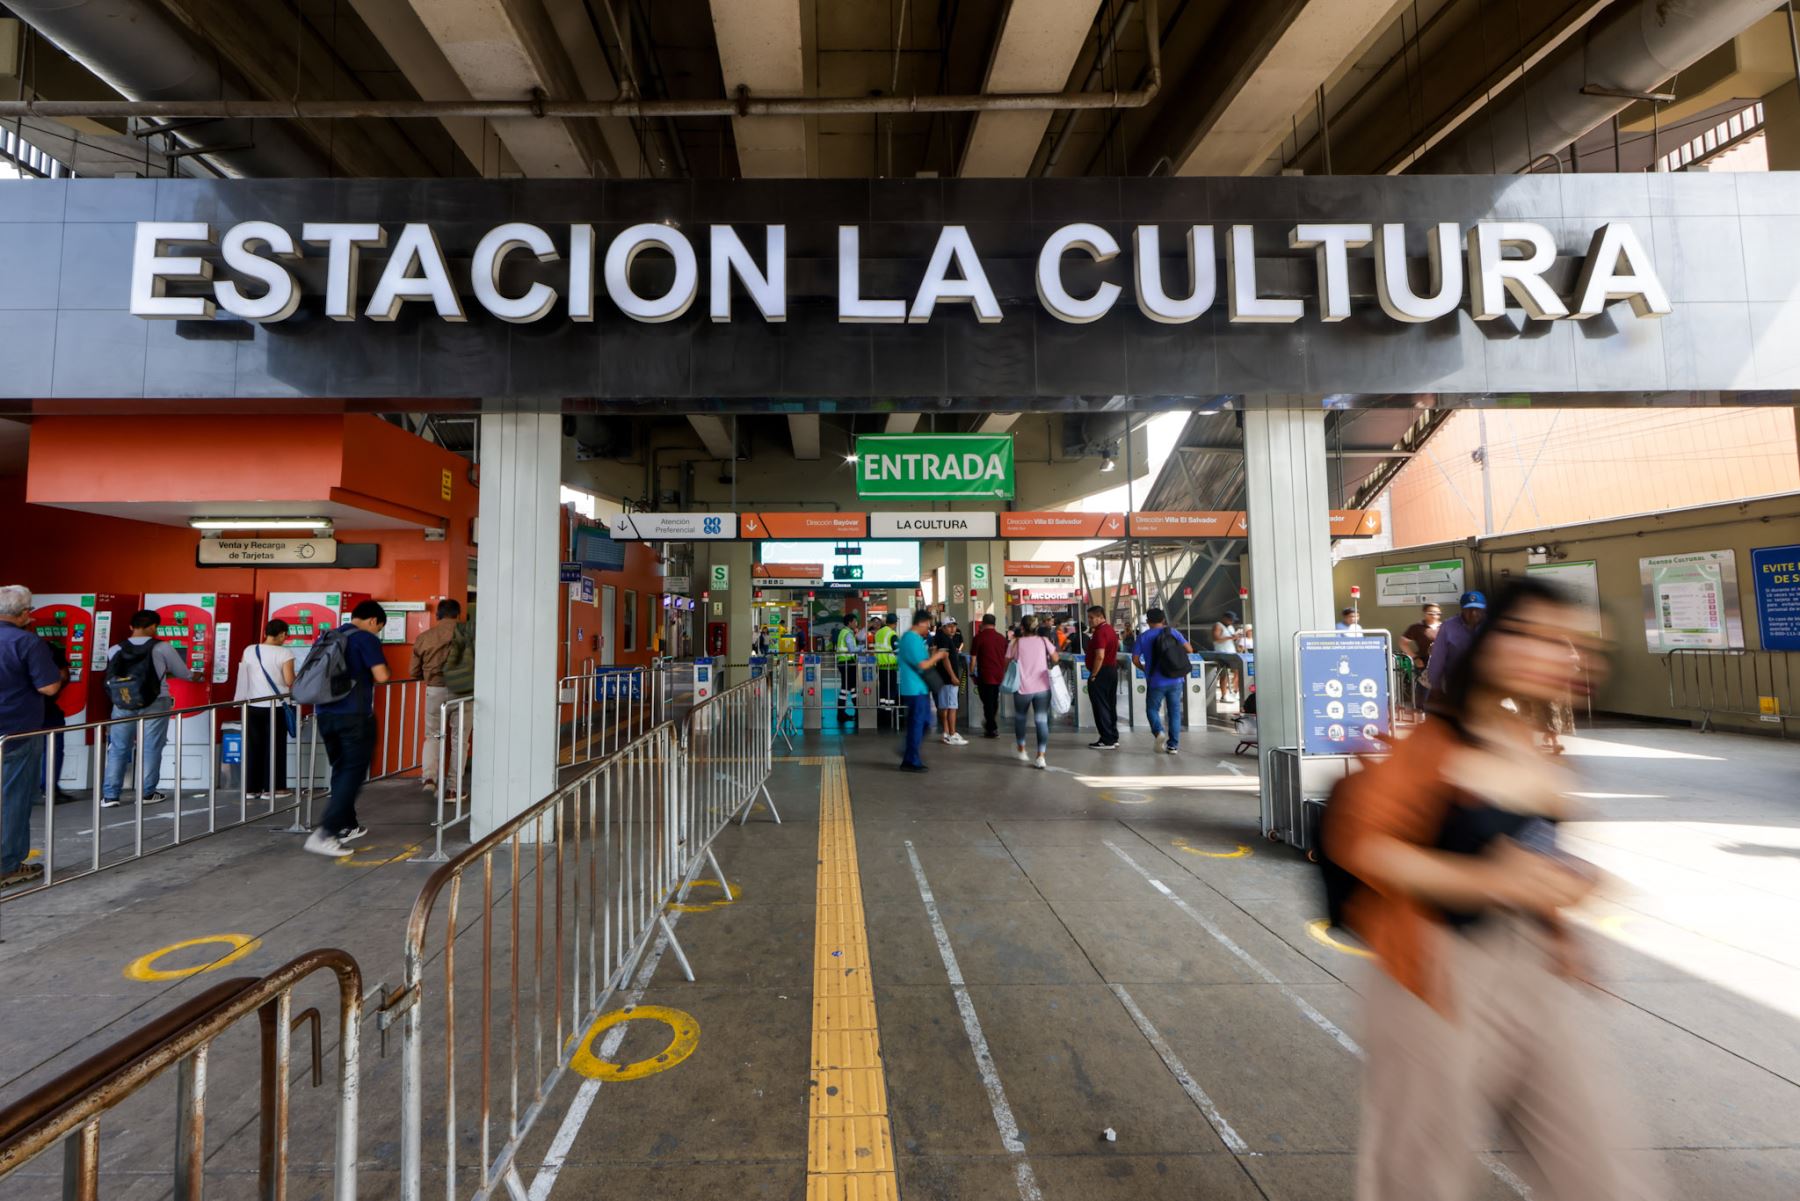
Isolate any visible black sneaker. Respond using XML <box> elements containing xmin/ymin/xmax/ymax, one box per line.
<box><xmin>143</xmin><ymin>791</ymin><xmax>168</xmax><ymax>804</ymax></box>
<box><xmin>1088</xmin><ymin>739</ymin><xmax>1109</xmax><ymax>749</ymax></box>
<box><xmin>899</xmin><ymin>763</ymin><xmax>929</xmax><ymax>773</ymax></box>
<box><xmin>1166</xmin><ymin>747</ymin><xmax>1180</xmax><ymax>756</ymax></box>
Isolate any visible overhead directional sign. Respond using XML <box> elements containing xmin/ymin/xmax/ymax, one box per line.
<box><xmin>1003</xmin><ymin>560</ymin><xmax>1076</xmax><ymax>577</ymax></box>
<box><xmin>854</xmin><ymin>434</ymin><xmax>1015</xmax><ymax>500</ymax></box>
<box><xmin>1129</xmin><ymin>511</ymin><xmax>1245</xmax><ymax>538</ymax></box>
<box><xmin>1329</xmin><ymin>510</ymin><xmax>1384</xmax><ymax>538</ymax></box>
<box><xmin>754</xmin><ymin>563</ymin><xmax>826</xmax><ymax>580</ymax></box>
<box><xmin>998</xmin><ymin>512</ymin><xmax>1125</xmax><ymax>538</ymax></box>
<box><xmin>611</xmin><ymin>511</ymin><xmax>734</xmax><ymax>540</ymax></box>
<box><xmin>870</xmin><ymin>511</ymin><xmax>998</xmax><ymax>539</ymax></box>
<box><xmin>741</xmin><ymin>512</ymin><xmax>868</xmax><ymax>539</ymax></box>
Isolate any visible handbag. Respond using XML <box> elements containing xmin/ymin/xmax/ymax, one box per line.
<box><xmin>1049</xmin><ymin>664</ymin><xmax>1072</xmax><ymax>716</ymax></box>
<box><xmin>254</xmin><ymin>647</ymin><xmax>298</xmax><ymax>737</ymax></box>
<box><xmin>920</xmin><ymin>664</ymin><xmax>950</xmax><ymax>692</ymax></box>
<box><xmin>1000</xmin><ymin>659</ymin><xmax>1022</xmax><ymax>694</ymax></box>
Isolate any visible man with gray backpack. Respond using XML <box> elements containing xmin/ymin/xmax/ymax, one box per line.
<box><xmin>292</xmin><ymin>600</ymin><xmax>389</xmax><ymax>857</ymax></box>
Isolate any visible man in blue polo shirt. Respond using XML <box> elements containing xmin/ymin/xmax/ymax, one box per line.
<box><xmin>306</xmin><ymin>600</ymin><xmax>391</xmax><ymax>858</ymax></box>
<box><xmin>1</xmin><ymin>586</ymin><xmax>61</xmax><ymax>888</ymax></box>
<box><xmin>896</xmin><ymin>609</ymin><xmax>949</xmax><ymax>773</ymax></box>
<box><xmin>1132</xmin><ymin>607</ymin><xmax>1193</xmax><ymax>755</ymax></box>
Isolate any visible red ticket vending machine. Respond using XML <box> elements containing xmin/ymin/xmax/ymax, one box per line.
<box><xmin>143</xmin><ymin>592</ymin><xmax>258</xmax><ymax>789</ymax></box>
<box><xmin>29</xmin><ymin>592</ymin><xmax>140</xmax><ymax>789</ymax></box>
<box><xmin>266</xmin><ymin>591</ymin><xmax>373</xmax><ymax>668</ymax></box>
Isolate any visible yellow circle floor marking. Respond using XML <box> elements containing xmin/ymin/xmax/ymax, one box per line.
<box><xmin>1172</xmin><ymin>837</ymin><xmax>1252</xmax><ymax>859</ymax></box>
<box><xmin>669</xmin><ymin>879</ymin><xmax>740</xmax><ymax>913</ymax></box>
<box><xmin>570</xmin><ymin>1005</ymin><xmax>700</xmax><ymax>1081</ymax></box>
<box><xmin>124</xmin><ymin>934</ymin><xmax>262</xmax><ymax>982</ymax></box>
<box><xmin>1305</xmin><ymin>919</ymin><xmax>1373</xmax><ymax>959</ymax></box>
<box><xmin>335</xmin><ymin>843</ymin><xmax>420</xmax><ymax>868</ymax></box>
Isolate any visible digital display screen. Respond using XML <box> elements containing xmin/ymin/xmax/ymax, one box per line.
<box><xmin>757</xmin><ymin>541</ymin><xmax>922</xmax><ymax>588</ymax></box>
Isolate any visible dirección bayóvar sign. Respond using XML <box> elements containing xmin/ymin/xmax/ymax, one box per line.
<box><xmin>854</xmin><ymin>433</ymin><xmax>1014</xmax><ymax>500</ymax></box>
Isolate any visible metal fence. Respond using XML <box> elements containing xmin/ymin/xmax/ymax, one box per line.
<box><xmin>1664</xmin><ymin>648</ymin><xmax>1796</xmax><ymax>735</ymax></box>
<box><xmin>555</xmin><ymin>666</ymin><xmax>660</xmax><ymax>768</ymax></box>
<box><xmin>0</xmin><ymin>947</ymin><xmax>362</xmax><ymax>1201</ymax></box>
<box><xmin>1</xmin><ymin>679</ymin><xmax>426</xmax><ymax>911</ymax></box>
<box><xmin>381</xmin><ymin>672</ymin><xmax>779</xmax><ymax>1201</ymax></box>
<box><xmin>425</xmin><ymin>695</ymin><xmax>475</xmax><ymax>863</ymax></box>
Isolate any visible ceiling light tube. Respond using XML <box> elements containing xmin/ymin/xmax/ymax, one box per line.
<box><xmin>189</xmin><ymin>517</ymin><xmax>334</xmax><ymax>532</ymax></box>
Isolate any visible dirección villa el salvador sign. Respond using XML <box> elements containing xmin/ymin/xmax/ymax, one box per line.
<box><xmin>128</xmin><ymin>217</ymin><xmax>1670</xmax><ymax>327</ymax></box>
<box><xmin>854</xmin><ymin>434</ymin><xmax>1015</xmax><ymax>500</ymax></box>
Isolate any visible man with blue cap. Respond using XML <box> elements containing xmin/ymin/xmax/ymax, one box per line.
<box><xmin>1425</xmin><ymin>590</ymin><xmax>1486</xmax><ymax>699</ymax></box>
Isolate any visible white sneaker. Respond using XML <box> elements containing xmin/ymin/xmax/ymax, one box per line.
<box><xmin>941</xmin><ymin>735</ymin><xmax>956</xmax><ymax>745</ymax></box>
<box><xmin>304</xmin><ymin>830</ymin><xmax>353</xmax><ymax>858</ymax></box>
<box><xmin>1016</xmin><ymin>747</ymin><xmax>1031</xmax><ymax>763</ymax></box>
<box><xmin>341</xmin><ymin>825</ymin><xmax>369</xmax><ymax>842</ymax></box>
<box><xmin>949</xmin><ymin>734</ymin><xmax>969</xmax><ymax>746</ymax></box>
<box><xmin>1154</xmin><ymin>733</ymin><xmax>1167</xmax><ymax>752</ymax></box>
<box><xmin>1033</xmin><ymin>754</ymin><xmax>1048</xmax><ymax>770</ymax></box>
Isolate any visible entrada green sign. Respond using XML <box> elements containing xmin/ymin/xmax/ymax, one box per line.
<box><xmin>854</xmin><ymin>433</ymin><xmax>1014</xmax><ymax>499</ymax></box>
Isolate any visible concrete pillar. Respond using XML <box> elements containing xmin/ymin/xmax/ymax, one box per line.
<box><xmin>709</xmin><ymin>541</ymin><xmax>754</xmax><ymax>664</ymax></box>
<box><xmin>471</xmin><ymin>412</ymin><xmax>561</xmax><ymax>839</ymax></box>
<box><xmin>1242</xmin><ymin>398</ymin><xmax>1334</xmax><ymax>804</ymax></box>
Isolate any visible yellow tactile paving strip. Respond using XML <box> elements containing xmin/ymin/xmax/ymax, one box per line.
<box><xmin>806</xmin><ymin>757</ymin><xmax>898</xmax><ymax>1201</ymax></box>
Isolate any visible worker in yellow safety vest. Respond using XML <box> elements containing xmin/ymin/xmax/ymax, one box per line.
<box><xmin>834</xmin><ymin>614</ymin><xmax>863</xmax><ymax>722</ymax></box>
<box><xmin>871</xmin><ymin>615</ymin><xmax>898</xmax><ymax>711</ymax></box>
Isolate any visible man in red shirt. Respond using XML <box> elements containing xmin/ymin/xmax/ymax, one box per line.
<box><xmin>970</xmin><ymin>613</ymin><xmax>1009</xmax><ymax>739</ymax></box>
<box><xmin>1085</xmin><ymin>604</ymin><xmax>1121</xmax><ymax>749</ymax></box>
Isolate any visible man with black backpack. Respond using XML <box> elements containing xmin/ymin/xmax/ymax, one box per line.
<box><xmin>294</xmin><ymin>600</ymin><xmax>389</xmax><ymax>858</ymax></box>
<box><xmin>101</xmin><ymin>609</ymin><xmax>197</xmax><ymax>808</ymax></box>
<box><xmin>1131</xmin><ymin>607</ymin><xmax>1193</xmax><ymax>756</ymax></box>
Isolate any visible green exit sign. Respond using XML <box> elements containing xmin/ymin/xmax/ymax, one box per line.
<box><xmin>833</xmin><ymin>565</ymin><xmax>865</xmax><ymax>581</ymax></box>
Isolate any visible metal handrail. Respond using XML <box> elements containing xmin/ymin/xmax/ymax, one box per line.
<box><xmin>1</xmin><ymin>678</ymin><xmax>430</xmax><ymax>911</ymax></box>
<box><xmin>425</xmin><ymin>694</ymin><xmax>474</xmax><ymax>863</ymax></box>
<box><xmin>0</xmin><ymin>947</ymin><xmax>363</xmax><ymax>1200</ymax></box>
<box><xmin>1663</xmin><ymin>648</ymin><xmax>1795</xmax><ymax>735</ymax></box>
<box><xmin>555</xmin><ymin>666</ymin><xmax>658</xmax><ymax>768</ymax></box>
<box><xmin>383</xmin><ymin>672</ymin><xmax>779</xmax><ymax>1201</ymax></box>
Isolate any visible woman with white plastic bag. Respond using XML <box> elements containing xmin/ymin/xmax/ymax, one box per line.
<box><xmin>1006</xmin><ymin>617</ymin><xmax>1059</xmax><ymax>769</ymax></box>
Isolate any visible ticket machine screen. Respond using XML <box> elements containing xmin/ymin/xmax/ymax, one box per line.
<box><xmin>32</xmin><ymin>601</ymin><xmax>93</xmax><ymax>718</ymax></box>
<box><xmin>155</xmin><ymin>604</ymin><xmax>211</xmax><ymax>677</ymax></box>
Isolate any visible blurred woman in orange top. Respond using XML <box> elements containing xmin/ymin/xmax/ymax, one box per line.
<box><xmin>1326</xmin><ymin>578</ymin><xmax>1656</xmax><ymax>1201</ymax></box>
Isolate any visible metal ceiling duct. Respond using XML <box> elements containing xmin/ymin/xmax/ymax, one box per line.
<box><xmin>1412</xmin><ymin>0</ymin><xmax>1780</xmax><ymax>175</ymax></box>
<box><xmin>7</xmin><ymin>0</ymin><xmax>324</xmax><ymax>177</ymax></box>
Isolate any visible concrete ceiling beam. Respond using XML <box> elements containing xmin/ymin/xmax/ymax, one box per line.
<box><xmin>348</xmin><ymin>0</ymin><xmax>514</xmax><ymax>176</ymax></box>
<box><xmin>884</xmin><ymin>414</ymin><xmax>921</xmax><ymax>433</ymax></box>
<box><xmin>404</xmin><ymin>0</ymin><xmax>618</xmax><ymax>178</ymax></box>
<box><xmin>688</xmin><ymin>415</ymin><xmax>737</xmax><ymax>461</ymax></box>
<box><xmin>788</xmin><ymin>413</ymin><xmax>822</xmax><ymax>460</ymax></box>
<box><xmin>710</xmin><ymin>0</ymin><xmax>812</xmax><ymax>177</ymax></box>
<box><xmin>961</xmin><ymin>0</ymin><xmax>1105</xmax><ymax>176</ymax></box>
<box><xmin>975</xmin><ymin>413</ymin><xmax>1020</xmax><ymax>434</ymax></box>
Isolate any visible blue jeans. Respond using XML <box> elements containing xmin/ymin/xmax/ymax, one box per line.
<box><xmin>900</xmin><ymin>695</ymin><xmax>931</xmax><ymax>767</ymax></box>
<box><xmin>2</xmin><ymin>735</ymin><xmax>44</xmax><ymax>872</ymax></box>
<box><xmin>104</xmin><ymin>697</ymin><xmax>173</xmax><ymax>800</ymax></box>
<box><xmin>318</xmin><ymin>712</ymin><xmax>376</xmax><ymax>837</ymax></box>
<box><xmin>1013</xmin><ymin>690</ymin><xmax>1051</xmax><ymax>753</ymax></box>
<box><xmin>1146</xmin><ymin>682</ymin><xmax>1182</xmax><ymax>748</ymax></box>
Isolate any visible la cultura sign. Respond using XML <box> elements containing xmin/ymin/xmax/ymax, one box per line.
<box><xmin>854</xmin><ymin>434</ymin><xmax>1014</xmax><ymax>500</ymax></box>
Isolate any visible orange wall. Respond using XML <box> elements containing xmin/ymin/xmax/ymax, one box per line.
<box><xmin>557</xmin><ymin>509</ymin><xmax>663</xmax><ymax>672</ymax></box>
<box><xmin>1388</xmin><ymin>408</ymin><xmax>1800</xmax><ymax>547</ymax></box>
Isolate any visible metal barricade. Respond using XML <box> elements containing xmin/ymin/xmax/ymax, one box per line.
<box><xmin>556</xmin><ymin>666</ymin><xmax>654</xmax><ymax>768</ymax></box>
<box><xmin>0</xmin><ymin>947</ymin><xmax>362</xmax><ymax>1200</ymax></box>
<box><xmin>382</xmin><ymin>673</ymin><xmax>779</xmax><ymax>1201</ymax></box>
<box><xmin>1664</xmin><ymin>648</ymin><xmax>1797</xmax><ymax>735</ymax></box>
<box><xmin>425</xmin><ymin>695</ymin><xmax>475</xmax><ymax>862</ymax></box>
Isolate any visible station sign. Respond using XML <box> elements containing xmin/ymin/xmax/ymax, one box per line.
<box><xmin>1329</xmin><ymin>510</ymin><xmax>1384</xmax><ymax>537</ymax></box>
<box><xmin>1003</xmin><ymin>560</ymin><xmax>1076</xmax><ymax>577</ymax></box>
<box><xmin>740</xmin><ymin>512</ymin><xmax>868</xmax><ymax>539</ymax></box>
<box><xmin>663</xmin><ymin>575</ymin><xmax>692</xmax><ymax>594</ymax></box>
<box><xmin>611</xmin><ymin>512</ymin><xmax>734</xmax><ymax>540</ymax></box>
<box><xmin>1005</xmin><ymin>575</ymin><xmax>1077</xmax><ymax>590</ymax></box>
<box><xmin>853</xmin><ymin>434</ymin><xmax>1014</xmax><ymax>500</ymax></box>
<box><xmin>999</xmin><ymin>512</ymin><xmax>1125</xmax><ymax>539</ymax></box>
<box><xmin>197</xmin><ymin>537</ymin><xmax>338</xmax><ymax>566</ymax></box>
<box><xmin>869</xmin><ymin>511</ymin><xmax>998</xmax><ymax>539</ymax></box>
<box><xmin>753</xmin><ymin>563</ymin><xmax>825</xmax><ymax>580</ymax></box>
<box><xmin>709</xmin><ymin>564</ymin><xmax>730</xmax><ymax>590</ymax></box>
<box><xmin>1129</xmin><ymin>511</ymin><xmax>1244</xmax><ymax>538</ymax></box>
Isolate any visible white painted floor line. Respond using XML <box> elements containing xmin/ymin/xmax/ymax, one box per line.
<box><xmin>1109</xmin><ymin>983</ymin><xmax>1252</xmax><ymax>1156</ymax></box>
<box><xmin>1104</xmin><ymin>839</ymin><xmax>1531</xmax><ymax>1198</ymax></box>
<box><xmin>904</xmin><ymin>840</ymin><xmax>1043</xmax><ymax>1201</ymax></box>
<box><xmin>1103</xmin><ymin>840</ymin><xmax>1362</xmax><ymax>1055</ymax></box>
<box><xmin>525</xmin><ymin>915</ymin><xmax>682</xmax><ymax>1201</ymax></box>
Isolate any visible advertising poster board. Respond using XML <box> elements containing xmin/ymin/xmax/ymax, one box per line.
<box><xmin>1750</xmin><ymin>544</ymin><xmax>1800</xmax><ymax>651</ymax></box>
<box><xmin>1295</xmin><ymin>630</ymin><xmax>1391</xmax><ymax>756</ymax></box>
<box><xmin>1374</xmin><ymin>559</ymin><xmax>1466</xmax><ymax>607</ymax></box>
<box><xmin>1639</xmin><ymin>550</ymin><xmax>1743</xmax><ymax>651</ymax></box>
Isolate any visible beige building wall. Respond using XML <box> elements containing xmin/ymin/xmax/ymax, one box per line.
<box><xmin>1335</xmin><ymin>493</ymin><xmax>1800</xmax><ymax>732</ymax></box>
<box><xmin>1386</xmin><ymin>408</ymin><xmax>1800</xmax><ymax>548</ymax></box>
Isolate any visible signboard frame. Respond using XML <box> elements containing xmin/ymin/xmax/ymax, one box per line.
<box><xmin>1294</xmin><ymin>629</ymin><xmax>1392</xmax><ymax>757</ymax></box>
<box><xmin>1374</xmin><ymin>559</ymin><xmax>1466</xmax><ymax>607</ymax></box>
<box><xmin>1750</xmin><ymin>543</ymin><xmax>1800</xmax><ymax>652</ymax></box>
<box><xmin>1639</xmin><ymin>550</ymin><xmax>1744</xmax><ymax>652</ymax></box>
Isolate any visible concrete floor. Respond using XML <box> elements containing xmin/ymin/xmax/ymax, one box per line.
<box><xmin>2</xmin><ymin>715</ymin><xmax>1797</xmax><ymax>1199</ymax></box>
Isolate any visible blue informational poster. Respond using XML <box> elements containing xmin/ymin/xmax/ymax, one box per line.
<box><xmin>1295</xmin><ymin>631</ymin><xmax>1392</xmax><ymax>756</ymax></box>
<box><xmin>1751</xmin><ymin>544</ymin><xmax>1800</xmax><ymax>651</ymax></box>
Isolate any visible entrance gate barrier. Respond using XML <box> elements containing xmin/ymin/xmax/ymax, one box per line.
<box><xmin>1664</xmin><ymin>648</ymin><xmax>1796</xmax><ymax>735</ymax></box>
<box><xmin>555</xmin><ymin>666</ymin><xmax>658</xmax><ymax>768</ymax></box>
<box><xmin>381</xmin><ymin>673</ymin><xmax>780</xmax><ymax>1201</ymax></box>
